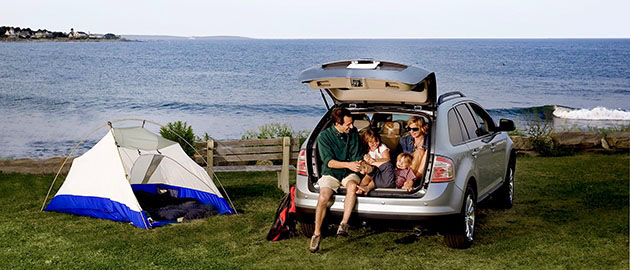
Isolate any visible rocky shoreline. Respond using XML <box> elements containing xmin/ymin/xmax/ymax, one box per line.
<box><xmin>512</xmin><ymin>131</ymin><xmax>630</xmax><ymax>156</ymax></box>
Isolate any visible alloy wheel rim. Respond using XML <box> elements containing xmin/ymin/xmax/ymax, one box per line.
<box><xmin>464</xmin><ymin>194</ymin><xmax>475</xmax><ymax>241</ymax></box>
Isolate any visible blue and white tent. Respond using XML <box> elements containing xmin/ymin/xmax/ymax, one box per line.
<box><xmin>45</xmin><ymin>125</ymin><xmax>234</xmax><ymax>229</ymax></box>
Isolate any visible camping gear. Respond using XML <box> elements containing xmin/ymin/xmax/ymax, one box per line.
<box><xmin>43</xmin><ymin>120</ymin><xmax>235</xmax><ymax>229</ymax></box>
<box><xmin>267</xmin><ymin>186</ymin><xmax>297</xmax><ymax>241</ymax></box>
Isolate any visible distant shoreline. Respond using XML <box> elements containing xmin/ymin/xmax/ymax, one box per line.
<box><xmin>0</xmin><ymin>38</ymin><xmax>131</xmax><ymax>43</ymax></box>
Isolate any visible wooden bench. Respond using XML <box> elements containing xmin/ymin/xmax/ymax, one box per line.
<box><xmin>195</xmin><ymin>137</ymin><xmax>301</xmax><ymax>193</ymax></box>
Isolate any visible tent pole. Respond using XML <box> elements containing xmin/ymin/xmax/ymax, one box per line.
<box><xmin>41</xmin><ymin>122</ymin><xmax>111</xmax><ymax>211</ymax></box>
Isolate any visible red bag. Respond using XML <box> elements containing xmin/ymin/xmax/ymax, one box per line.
<box><xmin>266</xmin><ymin>186</ymin><xmax>297</xmax><ymax>241</ymax></box>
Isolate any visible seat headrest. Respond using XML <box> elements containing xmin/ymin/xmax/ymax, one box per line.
<box><xmin>381</xmin><ymin>122</ymin><xmax>400</xmax><ymax>136</ymax></box>
<box><xmin>353</xmin><ymin>119</ymin><xmax>370</xmax><ymax>131</ymax></box>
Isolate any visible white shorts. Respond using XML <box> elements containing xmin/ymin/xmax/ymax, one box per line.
<box><xmin>317</xmin><ymin>174</ymin><xmax>360</xmax><ymax>192</ymax></box>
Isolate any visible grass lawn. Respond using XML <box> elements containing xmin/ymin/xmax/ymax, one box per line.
<box><xmin>0</xmin><ymin>153</ymin><xmax>628</xmax><ymax>269</ymax></box>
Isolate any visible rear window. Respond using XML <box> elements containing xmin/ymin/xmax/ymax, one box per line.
<box><xmin>455</xmin><ymin>104</ymin><xmax>479</xmax><ymax>140</ymax></box>
<box><xmin>448</xmin><ymin>109</ymin><xmax>466</xmax><ymax>145</ymax></box>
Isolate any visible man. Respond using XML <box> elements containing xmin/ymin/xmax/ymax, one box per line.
<box><xmin>309</xmin><ymin>107</ymin><xmax>362</xmax><ymax>253</ymax></box>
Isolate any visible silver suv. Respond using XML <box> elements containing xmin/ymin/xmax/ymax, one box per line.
<box><xmin>294</xmin><ymin>59</ymin><xmax>516</xmax><ymax>249</ymax></box>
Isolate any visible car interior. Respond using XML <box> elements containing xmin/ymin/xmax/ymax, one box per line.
<box><xmin>309</xmin><ymin>111</ymin><xmax>431</xmax><ymax>196</ymax></box>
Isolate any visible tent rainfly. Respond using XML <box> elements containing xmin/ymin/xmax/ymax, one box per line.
<box><xmin>44</xmin><ymin>125</ymin><xmax>234</xmax><ymax>229</ymax></box>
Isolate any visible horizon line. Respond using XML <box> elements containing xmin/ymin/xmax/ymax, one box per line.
<box><xmin>121</xmin><ymin>34</ymin><xmax>630</xmax><ymax>40</ymax></box>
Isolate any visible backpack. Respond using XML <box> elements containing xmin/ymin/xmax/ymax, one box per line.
<box><xmin>266</xmin><ymin>186</ymin><xmax>297</xmax><ymax>241</ymax></box>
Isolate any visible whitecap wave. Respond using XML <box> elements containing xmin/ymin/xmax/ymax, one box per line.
<box><xmin>553</xmin><ymin>106</ymin><xmax>630</xmax><ymax>120</ymax></box>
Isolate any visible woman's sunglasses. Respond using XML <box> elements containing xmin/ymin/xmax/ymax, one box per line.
<box><xmin>407</xmin><ymin>127</ymin><xmax>420</xmax><ymax>132</ymax></box>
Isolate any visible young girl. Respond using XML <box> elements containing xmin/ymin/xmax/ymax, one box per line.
<box><xmin>362</xmin><ymin>129</ymin><xmax>390</xmax><ymax>164</ymax></box>
<box><xmin>356</xmin><ymin>129</ymin><xmax>395</xmax><ymax>195</ymax></box>
<box><xmin>395</xmin><ymin>153</ymin><xmax>416</xmax><ymax>191</ymax></box>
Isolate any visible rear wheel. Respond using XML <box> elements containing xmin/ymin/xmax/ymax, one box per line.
<box><xmin>444</xmin><ymin>184</ymin><xmax>476</xmax><ymax>249</ymax></box>
<box><xmin>494</xmin><ymin>155</ymin><xmax>515</xmax><ymax>208</ymax></box>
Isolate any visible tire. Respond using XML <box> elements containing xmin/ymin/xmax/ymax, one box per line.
<box><xmin>444</xmin><ymin>184</ymin><xmax>476</xmax><ymax>249</ymax></box>
<box><xmin>494</xmin><ymin>155</ymin><xmax>515</xmax><ymax>209</ymax></box>
<box><xmin>299</xmin><ymin>222</ymin><xmax>315</xmax><ymax>238</ymax></box>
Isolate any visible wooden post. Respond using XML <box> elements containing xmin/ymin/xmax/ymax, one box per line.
<box><xmin>278</xmin><ymin>136</ymin><xmax>290</xmax><ymax>193</ymax></box>
<box><xmin>206</xmin><ymin>139</ymin><xmax>214</xmax><ymax>177</ymax></box>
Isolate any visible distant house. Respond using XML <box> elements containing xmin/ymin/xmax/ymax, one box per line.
<box><xmin>88</xmin><ymin>33</ymin><xmax>103</xmax><ymax>39</ymax></box>
<box><xmin>4</xmin><ymin>28</ymin><xmax>16</xmax><ymax>37</ymax></box>
<box><xmin>68</xmin><ymin>29</ymin><xmax>88</xmax><ymax>39</ymax></box>
<box><xmin>17</xmin><ymin>30</ymin><xmax>31</xmax><ymax>38</ymax></box>
<box><xmin>76</xmin><ymin>31</ymin><xmax>88</xmax><ymax>38</ymax></box>
<box><xmin>33</xmin><ymin>30</ymin><xmax>53</xmax><ymax>39</ymax></box>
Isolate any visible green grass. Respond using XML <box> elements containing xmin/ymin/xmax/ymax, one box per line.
<box><xmin>1</xmin><ymin>153</ymin><xmax>628</xmax><ymax>269</ymax></box>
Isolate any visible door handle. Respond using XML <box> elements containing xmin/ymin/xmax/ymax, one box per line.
<box><xmin>471</xmin><ymin>150</ymin><xmax>478</xmax><ymax>158</ymax></box>
<box><xmin>490</xmin><ymin>143</ymin><xmax>496</xmax><ymax>152</ymax></box>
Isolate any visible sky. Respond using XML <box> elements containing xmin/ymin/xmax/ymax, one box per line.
<box><xmin>1</xmin><ymin>0</ymin><xmax>629</xmax><ymax>38</ymax></box>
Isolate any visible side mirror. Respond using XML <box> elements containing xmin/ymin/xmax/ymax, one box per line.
<box><xmin>497</xmin><ymin>119</ymin><xmax>515</xmax><ymax>132</ymax></box>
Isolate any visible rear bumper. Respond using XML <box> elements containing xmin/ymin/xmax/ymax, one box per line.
<box><xmin>294</xmin><ymin>175</ymin><xmax>463</xmax><ymax>221</ymax></box>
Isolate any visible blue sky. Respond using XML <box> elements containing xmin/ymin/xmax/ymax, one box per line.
<box><xmin>2</xmin><ymin>0</ymin><xmax>629</xmax><ymax>38</ymax></box>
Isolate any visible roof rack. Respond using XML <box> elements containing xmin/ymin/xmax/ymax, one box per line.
<box><xmin>437</xmin><ymin>91</ymin><xmax>466</xmax><ymax>105</ymax></box>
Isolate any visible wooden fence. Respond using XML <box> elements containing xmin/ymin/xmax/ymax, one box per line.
<box><xmin>194</xmin><ymin>137</ymin><xmax>301</xmax><ymax>193</ymax></box>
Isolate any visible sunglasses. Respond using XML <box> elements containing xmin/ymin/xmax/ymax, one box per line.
<box><xmin>407</xmin><ymin>127</ymin><xmax>420</xmax><ymax>132</ymax></box>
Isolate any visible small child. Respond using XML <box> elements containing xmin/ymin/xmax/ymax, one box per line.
<box><xmin>356</xmin><ymin>129</ymin><xmax>395</xmax><ymax>195</ymax></box>
<box><xmin>362</xmin><ymin>129</ymin><xmax>390</xmax><ymax>164</ymax></box>
<box><xmin>395</xmin><ymin>153</ymin><xmax>416</xmax><ymax>191</ymax></box>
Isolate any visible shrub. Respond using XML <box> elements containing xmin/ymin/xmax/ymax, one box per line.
<box><xmin>242</xmin><ymin>122</ymin><xmax>310</xmax><ymax>145</ymax></box>
<box><xmin>523</xmin><ymin>108</ymin><xmax>570</xmax><ymax>157</ymax></box>
<box><xmin>159</xmin><ymin>121</ymin><xmax>196</xmax><ymax>156</ymax></box>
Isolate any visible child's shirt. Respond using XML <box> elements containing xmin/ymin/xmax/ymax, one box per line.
<box><xmin>368</xmin><ymin>144</ymin><xmax>389</xmax><ymax>159</ymax></box>
<box><xmin>395</xmin><ymin>168</ymin><xmax>416</xmax><ymax>188</ymax></box>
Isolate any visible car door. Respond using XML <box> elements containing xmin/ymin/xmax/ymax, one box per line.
<box><xmin>453</xmin><ymin>103</ymin><xmax>494</xmax><ymax>195</ymax></box>
<box><xmin>468</xmin><ymin>103</ymin><xmax>508</xmax><ymax>191</ymax></box>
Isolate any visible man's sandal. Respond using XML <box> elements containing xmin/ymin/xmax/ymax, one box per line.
<box><xmin>309</xmin><ymin>234</ymin><xmax>321</xmax><ymax>253</ymax></box>
<box><xmin>337</xmin><ymin>223</ymin><xmax>349</xmax><ymax>237</ymax></box>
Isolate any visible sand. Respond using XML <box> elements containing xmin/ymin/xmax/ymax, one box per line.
<box><xmin>0</xmin><ymin>157</ymin><xmax>73</xmax><ymax>174</ymax></box>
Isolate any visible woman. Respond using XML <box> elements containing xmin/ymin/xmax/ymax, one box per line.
<box><xmin>398</xmin><ymin>116</ymin><xmax>429</xmax><ymax>178</ymax></box>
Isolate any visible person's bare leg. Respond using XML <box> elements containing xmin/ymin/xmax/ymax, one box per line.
<box><xmin>341</xmin><ymin>181</ymin><xmax>358</xmax><ymax>225</ymax></box>
<box><xmin>364</xmin><ymin>181</ymin><xmax>375</xmax><ymax>194</ymax></box>
<box><xmin>411</xmin><ymin>149</ymin><xmax>426</xmax><ymax>176</ymax></box>
<box><xmin>356</xmin><ymin>175</ymin><xmax>373</xmax><ymax>194</ymax></box>
<box><xmin>314</xmin><ymin>187</ymin><xmax>333</xmax><ymax>236</ymax></box>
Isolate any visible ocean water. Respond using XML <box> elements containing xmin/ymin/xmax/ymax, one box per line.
<box><xmin>1</xmin><ymin>39</ymin><xmax>629</xmax><ymax>158</ymax></box>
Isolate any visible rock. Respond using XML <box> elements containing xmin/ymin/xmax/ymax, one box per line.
<box><xmin>606</xmin><ymin>132</ymin><xmax>630</xmax><ymax>149</ymax></box>
<box><xmin>601</xmin><ymin>138</ymin><xmax>611</xmax><ymax>150</ymax></box>
<box><xmin>256</xmin><ymin>160</ymin><xmax>273</xmax><ymax>166</ymax></box>
<box><xmin>551</xmin><ymin>132</ymin><xmax>602</xmax><ymax>149</ymax></box>
<box><xmin>510</xmin><ymin>136</ymin><xmax>533</xmax><ymax>151</ymax></box>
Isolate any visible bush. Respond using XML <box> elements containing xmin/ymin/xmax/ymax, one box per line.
<box><xmin>242</xmin><ymin>122</ymin><xmax>310</xmax><ymax>145</ymax></box>
<box><xmin>523</xmin><ymin>108</ymin><xmax>571</xmax><ymax>157</ymax></box>
<box><xmin>160</xmin><ymin>121</ymin><xmax>196</xmax><ymax>156</ymax></box>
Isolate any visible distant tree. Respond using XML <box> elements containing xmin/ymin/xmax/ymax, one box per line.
<box><xmin>0</xmin><ymin>26</ymin><xmax>7</xmax><ymax>37</ymax></box>
<box><xmin>55</xmin><ymin>32</ymin><xmax>68</xmax><ymax>38</ymax></box>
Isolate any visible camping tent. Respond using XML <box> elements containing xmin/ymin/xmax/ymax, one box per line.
<box><xmin>44</xmin><ymin>125</ymin><xmax>234</xmax><ymax>229</ymax></box>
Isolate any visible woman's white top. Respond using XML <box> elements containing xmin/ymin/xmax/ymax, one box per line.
<box><xmin>368</xmin><ymin>144</ymin><xmax>389</xmax><ymax>159</ymax></box>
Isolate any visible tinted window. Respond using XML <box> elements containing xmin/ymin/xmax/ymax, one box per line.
<box><xmin>455</xmin><ymin>104</ymin><xmax>478</xmax><ymax>140</ymax></box>
<box><xmin>448</xmin><ymin>109</ymin><xmax>466</xmax><ymax>145</ymax></box>
<box><xmin>469</xmin><ymin>103</ymin><xmax>496</xmax><ymax>135</ymax></box>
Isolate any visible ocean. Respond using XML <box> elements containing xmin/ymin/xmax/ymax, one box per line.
<box><xmin>1</xmin><ymin>39</ymin><xmax>629</xmax><ymax>158</ymax></box>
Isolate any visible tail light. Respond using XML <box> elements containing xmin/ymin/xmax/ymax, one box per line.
<box><xmin>297</xmin><ymin>149</ymin><xmax>307</xmax><ymax>176</ymax></box>
<box><xmin>431</xmin><ymin>156</ymin><xmax>454</xmax><ymax>182</ymax></box>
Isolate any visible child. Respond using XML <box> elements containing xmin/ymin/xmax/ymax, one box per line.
<box><xmin>357</xmin><ymin>129</ymin><xmax>395</xmax><ymax>195</ymax></box>
<box><xmin>395</xmin><ymin>153</ymin><xmax>416</xmax><ymax>191</ymax></box>
<box><xmin>362</xmin><ymin>129</ymin><xmax>390</xmax><ymax>164</ymax></box>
